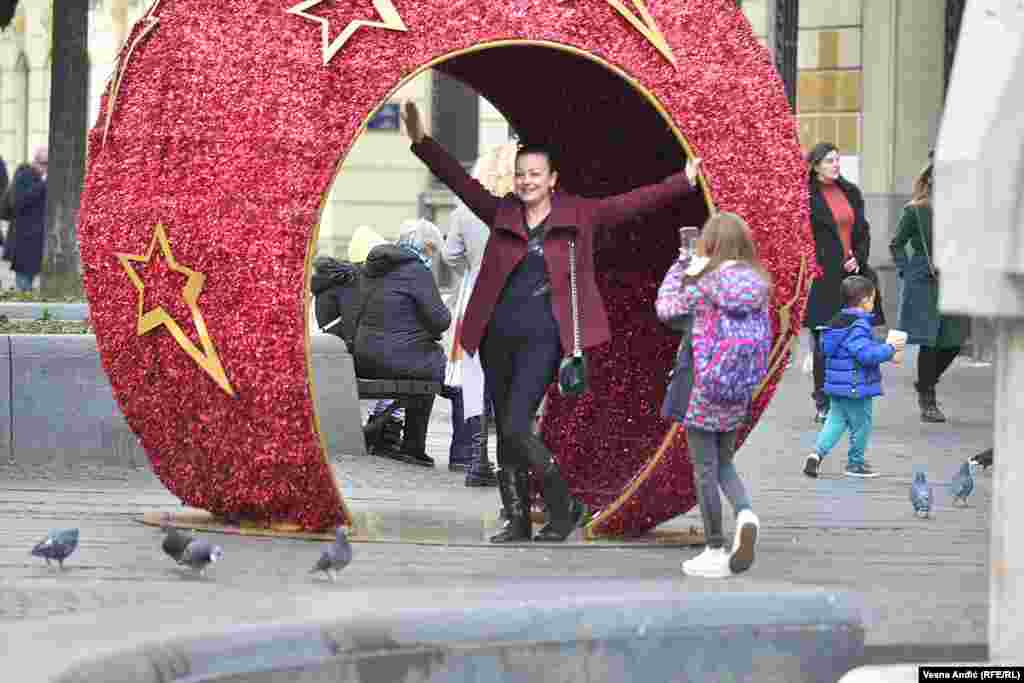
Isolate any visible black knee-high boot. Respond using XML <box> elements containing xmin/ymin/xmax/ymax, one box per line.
<box><xmin>519</xmin><ymin>434</ymin><xmax>587</xmax><ymax>542</ymax></box>
<box><xmin>489</xmin><ymin>467</ymin><xmax>531</xmax><ymax>543</ymax></box>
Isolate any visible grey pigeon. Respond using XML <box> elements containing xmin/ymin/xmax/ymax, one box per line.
<box><xmin>910</xmin><ymin>471</ymin><xmax>933</xmax><ymax>518</ymax></box>
<box><xmin>31</xmin><ymin>528</ymin><xmax>79</xmax><ymax>569</ymax></box>
<box><xmin>969</xmin><ymin>448</ymin><xmax>993</xmax><ymax>471</ymax></box>
<box><xmin>310</xmin><ymin>527</ymin><xmax>352</xmax><ymax>582</ymax></box>
<box><xmin>161</xmin><ymin>527</ymin><xmax>193</xmax><ymax>564</ymax></box>
<box><xmin>950</xmin><ymin>461</ymin><xmax>977</xmax><ymax>507</ymax></box>
<box><xmin>179</xmin><ymin>538</ymin><xmax>223</xmax><ymax>577</ymax></box>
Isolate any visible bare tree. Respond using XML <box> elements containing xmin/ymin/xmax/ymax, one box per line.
<box><xmin>42</xmin><ymin>0</ymin><xmax>88</xmax><ymax>297</ymax></box>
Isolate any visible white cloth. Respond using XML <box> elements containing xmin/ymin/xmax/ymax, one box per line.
<box><xmin>443</xmin><ymin>201</ymin><xmax>490</xmax><ymax>419</ymax></box>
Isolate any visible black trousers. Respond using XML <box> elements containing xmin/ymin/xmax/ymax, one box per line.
<box><xmin>917</xmin><ymin>346</ymin><xmax>961</xmax><ymax>391</ymax></box>
<box><xmin>479</xmin><ymin>330</ymin><xmax>563</xmax><ymax>468</ymax></box>
<box><xmin>811</xmin><ymin>329</ymin><xmax>827</xmax><ymax>407</ymax></box>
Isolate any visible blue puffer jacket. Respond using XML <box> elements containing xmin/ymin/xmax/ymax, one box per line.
<box><xmin>821</xmin><ymin>308</ymin><xmax>895</xmax><ymax>399</ymax></box>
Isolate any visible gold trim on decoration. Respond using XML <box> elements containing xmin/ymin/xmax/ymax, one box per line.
<box><xmin>102</xmin><ymin>0</ymin><xmax>164</xmax><ymax>148</ymax></box>
<box><xmin>752</xmin><ymin>254</ymin><xmax>808</xmax><ymax>401</ymax></box>
<box><xmin>287</xmin><ymin>0</ymin><xmax>409</xmax><ymax>66</ymax></box>
<box><xmin>116</xmin><ymin>223</ymin><xmax>236</xmax><ymax>397</ymax></box>
<box><xmin>583</xmin><ymin>422</ymin><xmax>680</xmax><ymax>539</ymax></box>
<box><xmin>606</xmin><ymin>0</ymin><xmax>678</xmax><ymax>68</ymax></box>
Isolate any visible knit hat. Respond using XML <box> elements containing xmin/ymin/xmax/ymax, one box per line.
<box><xmin>347</xmin><ymin>225</ymin><xmax>388</xmax><ymax>264</ymax></box>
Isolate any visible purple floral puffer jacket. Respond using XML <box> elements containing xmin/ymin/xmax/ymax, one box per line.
<box><xmin>656</xmin><ymin>259</ymin><xmax>772</xmax><ymax>432</ymax></box>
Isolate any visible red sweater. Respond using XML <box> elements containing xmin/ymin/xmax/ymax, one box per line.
<box><xmin>821</xmin><ymin>181</ymin><xmax>854</xmax><ymax>259</ymax></box>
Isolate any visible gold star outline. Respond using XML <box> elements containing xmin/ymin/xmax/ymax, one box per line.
<box><xmin>102</xmin><ymin>0</ymin><xmax>164</xmax><ymax>148</ymax></box>
<box><xmin>116</xmin><ymin>224</ymin><xmax>236</xmax><ymax>397</ymax></box>
<box><xmin>606</xmin><ymin>0</ymin><xmax>678</xmax><ymax>69</ymax></box>
<box><xmin>287</xmin><ymin>0</ymin><xmax>409</xmax><ymax>66</ymax></box>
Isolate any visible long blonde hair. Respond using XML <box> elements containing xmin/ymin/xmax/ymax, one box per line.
<box><xmin>908</xmin><ymin>163</ymin><xmax>933</xmax><ymax>208</ymax></box>
<box><xmin>471</xmin><ymin>140</ymin><xmax>518</xmax><ymax>196</ymax></box>
<box><xmin>695</xmin><ymin>212</ymin><xmax>772</xmax><ymax>286</ymax></box>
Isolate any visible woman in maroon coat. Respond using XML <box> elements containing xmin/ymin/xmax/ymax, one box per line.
<box><xmin>402</xmin><ymin>102</ymin><xmax>702</xmax><ymax>543</ymax></box>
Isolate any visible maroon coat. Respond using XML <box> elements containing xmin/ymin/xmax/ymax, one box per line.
<box><xmin>412</xmin><ymin>137</ymin><xmax>697</xmax><ymax>356</ymax></box>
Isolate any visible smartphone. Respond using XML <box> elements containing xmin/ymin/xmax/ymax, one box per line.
<box><xmin>679</xmin><ymin>226</ymin><xmax>700</xmax><ymax>255</ymax></box>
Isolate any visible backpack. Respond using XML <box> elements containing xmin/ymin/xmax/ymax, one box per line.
<box><xmin>694</xmin><ymin>283</ymin><xmax>771</xmax><ymax>404</ymax></box>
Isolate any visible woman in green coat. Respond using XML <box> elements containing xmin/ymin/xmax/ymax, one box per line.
<box><xmin>889</xmin><ymin>163</ymin><xmax>970</xmax><ymax>422</ymax></box>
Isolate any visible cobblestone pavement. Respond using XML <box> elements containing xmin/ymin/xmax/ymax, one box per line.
<box><xmin>0</xmin><ymin>355</ymin><xmax>996</xmax><ymax>678</ymax></box>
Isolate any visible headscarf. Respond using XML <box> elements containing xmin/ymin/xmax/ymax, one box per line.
<box><xmin>396</xmin><ymin>218</ymin><xmax>444</xmax><ymax>269</ymax></box>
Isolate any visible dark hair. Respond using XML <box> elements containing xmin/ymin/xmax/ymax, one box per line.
<box><xmin>515</xmin><ymin>143</ymin><xmax>558</xmax><ymax>174</ymax></box>
<box><xmin>807</xmin><ymin>142</ymin><xmax>838</xmax><ymax>186</ymax></box>
<box><xmin>841</xmin><ymin>275</ymin><xmax>875</xmax><ymax>308</ymax></box>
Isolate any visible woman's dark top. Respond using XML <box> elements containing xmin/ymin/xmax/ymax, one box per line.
<box><xmin>487</xmin><ymin>217</ymin><xmax>560</xmax><ymax>345</ymax></box>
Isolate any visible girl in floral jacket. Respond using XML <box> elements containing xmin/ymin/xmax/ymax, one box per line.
<box><xmin>656</xmin><ymin>212</ymin><xmax>772</xmax><ymax>579</ymax></box>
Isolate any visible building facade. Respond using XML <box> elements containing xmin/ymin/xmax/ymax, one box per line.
<box><xmin>0</xmin><ymin>1</ymin><xmax>970</xmax><ymax>343</ymax></box>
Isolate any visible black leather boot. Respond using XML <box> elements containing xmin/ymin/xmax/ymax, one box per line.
<box><xmin>915</xmin><ymin>382</ymin><xmax>946</xmax><ymax>423</ymax></box>
<box><xmin>489</xmin><ymin>467</ymin><xmax>531</xmax><ymax>543</ymax></box>
<box><xmin>521</xmin><ymin>435</ymin><xmax>587</xmax><ymax>542</ymax></box>
<box><xmin>465</xmin><ymin>415</ymin><xmax>497</xmax><ymax>487</ymax></box>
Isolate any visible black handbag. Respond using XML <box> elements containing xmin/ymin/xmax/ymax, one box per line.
<box><xmin>558</xmin><ymin>239</ymin><xmax>589</xmax><ymax>397</ymax></box>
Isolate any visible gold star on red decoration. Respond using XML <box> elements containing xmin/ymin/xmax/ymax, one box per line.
<box><xmin>606</xmin><ymin>0</ymin><xmax>678</xmax><ymax>68</ymax></box>
<box><xmin>116</xmin><ymin>224</ymin><xmax>235</xmax><ymax>397</ymax></box>
<box><xmin>287</xmin><ymin>0</ymin><xmax>409</xmax><ymax>66</ymax></box>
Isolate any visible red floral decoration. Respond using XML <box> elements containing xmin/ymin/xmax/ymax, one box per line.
<box><xmin>78</xmin><ymin>0</ymin><xmax>812</xmax><ymax>533</ymax></box>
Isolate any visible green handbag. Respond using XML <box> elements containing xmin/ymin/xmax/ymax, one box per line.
<box><xmin>558</xmin><ymin>239</ymin><xmax>589</xmax><ymax>397</ymax></box>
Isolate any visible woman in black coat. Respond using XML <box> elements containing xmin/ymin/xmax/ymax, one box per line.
<box><xmin>803</xmin><ymin>142</ymin><xmax>885</xmax><ymax>422</ymax></box>
<box><xmin>354</xmin><ymin>238</ymin><xmax>451</xmax><ymax>467</ymax></box>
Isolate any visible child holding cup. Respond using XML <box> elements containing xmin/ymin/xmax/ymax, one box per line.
<box><xmin>803</xmin><ymin>275</ymin><xmax>906</xmax><ymax>478</ymax></box>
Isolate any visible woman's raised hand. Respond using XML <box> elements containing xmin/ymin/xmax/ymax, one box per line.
<box><xmin>686</xmin><ymin>157</ymin><xmax>703</xmax><ymax>187</ymax></box>
<box><xmin>401</xmin><ymin>101</ymin><xmax>425</xmax><ymax>144</ymax></box>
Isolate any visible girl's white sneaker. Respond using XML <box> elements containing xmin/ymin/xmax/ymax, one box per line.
<box><xmin>682</xmin><ymin>547</ymin><xmax>732</xmax><ymax>578</ymax></box>
<box><xmin>730</xmin><ymin>509</ymin><xmax>760</xmax><ymax>574</ymax></box>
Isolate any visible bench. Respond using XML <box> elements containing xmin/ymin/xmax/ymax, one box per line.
<box><xmin>355</xmin><ymin>378</ymin><xmax>443</xmax><ymax>400</ymax></box>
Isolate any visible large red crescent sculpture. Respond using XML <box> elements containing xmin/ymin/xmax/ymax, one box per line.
<box><xmin>78</xmin><ymin>0</ymin><xmax>812</xmax><ymax>533</ymax></box>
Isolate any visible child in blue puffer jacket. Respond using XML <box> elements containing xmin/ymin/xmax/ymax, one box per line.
<box><xmin>804</xmin><ymin>275</ymin><xmax>905</xmax><ymax>478</ymax></box>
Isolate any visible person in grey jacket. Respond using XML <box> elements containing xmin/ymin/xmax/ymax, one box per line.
<box><xmin>354</xmin><ymin>222</ymin><xmax>451</xmax><ymax>467</ymax></box>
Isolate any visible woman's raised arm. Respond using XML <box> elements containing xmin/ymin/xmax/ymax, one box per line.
<box><xmin>402</xmin><ymin>102</ymin><xmax>501</xmax><ymax>228</ymax></box>
<box><xmin>591</xmin><ymin>157</ymin><xmax>702</xmax><ymax>230</ymax></box>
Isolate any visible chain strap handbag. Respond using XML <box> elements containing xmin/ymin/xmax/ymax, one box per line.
<box><xmin>558</xmin><ymin>239</ymin><xmax>589</xmax><ymax>397</ymax></box>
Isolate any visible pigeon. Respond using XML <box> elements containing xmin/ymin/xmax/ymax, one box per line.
<box><xmin>161</xmin><ymin>527</ymin><xmax>193</xmax><ymax>564</ymax></box>
<box><xmin>31</xmin><ymin>528</ymin><xmax>79</xmax><ymax>569</ymax></box>
<box><xmin>179</xmin><ymin>538</ymin><xmax>223</xmax><ymax>577</ymax></box>
<box><xmin>950</xmin><ymin>461</ymin><xmax>977</xmax><ymax>507</ymax></box>
<box><xmin>969</xmin><ymin>448</ymin><xmax>993</xmax><ymax>471</ymax></box>
<box><xmin>310</xmin><ymin>527</ymin><xmax>352</xmax><ymax>582</ymax></box>
<box><xmin>910</xmin><ymin>471</ymin><xmax>933</xmax><ymax>518</ymax></box>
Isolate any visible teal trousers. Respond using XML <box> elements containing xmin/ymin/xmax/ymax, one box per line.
<box><xmin>815</xmin><ymin>396</ymin><xmax>874</xmax><ymax>467</ymax></box>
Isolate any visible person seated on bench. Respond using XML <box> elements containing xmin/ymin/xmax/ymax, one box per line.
<box><xmin>354</xmin><ymin>219</ymin><xmax>451</xmax><ymax>467</ymax></box>
<box><xmin>311</xmin><ymin>248</ymin><xmax>402</xmax><ymax>455</ymax></box>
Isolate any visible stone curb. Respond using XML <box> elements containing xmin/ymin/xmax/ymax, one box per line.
<box><xmin>0</xmin><ymin>302</ymin><xmax>89</xmax><ymax>321</ymax></box>
<box><xmin>1</xmin><ymin>333</ymin><xmax>365</xmax><ymax>467</ymax></box>
<box><xmin>48</xmin><ymin>580</ymin><xmax>866</xmax><ymax>683</ymax></box>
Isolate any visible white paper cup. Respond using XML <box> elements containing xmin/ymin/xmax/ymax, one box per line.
<box><xmin>887</xmin><ymin>330</ymin><xmax>908</xmax><ymax>364</ymax></box>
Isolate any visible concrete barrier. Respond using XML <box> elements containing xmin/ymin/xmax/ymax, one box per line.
<box><xmin>51</xmin><ymin>580</ymin><xmax>866</xmax><ymax>683</ymax></box>
<box><xmin>3</xmin><ymin>333</ymin><xmax>365</xmax><ymax>468</ymax></box>
<box><xmin>0</xmin><ymin>302</ymin><xmax>89</xmax><ymax>321</ymax></box>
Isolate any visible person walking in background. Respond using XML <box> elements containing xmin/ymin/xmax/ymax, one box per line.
<box><xmin>803</xmin><ymin>275</ymin><xmax>905</xmax><ymax>480</ymax></box>
<box><xmin>889</xmin><ymin>162</ymin><xmax>970</xmax><ymax>423</ymax></box>
<box><xmin>444</xmin><ymin>141</ymin><xmax>519</xmax><ymax>487</ymax></box>
<box><xmin>401</xmin><ymin>100</ymin><xmax>702</xmax><ymax>543</ymax></box>
<box><xmin>0</xmin><ymin>153</ymin><xmax>9</xmax><ymax>251</ymax></box>
<box><xmin>656</xmin><ymin>212</ymin><xmax>771</xmax><ymax>578</ymax></box>
<box><xmin>803</xmin><ymin>142</ymin><xmax>884</xmax><ymax>424</ymax></box>
<box><xmin>9</xmin><ymin>147</ymin><xmax>48</xmax><ymax>292</ymax></box>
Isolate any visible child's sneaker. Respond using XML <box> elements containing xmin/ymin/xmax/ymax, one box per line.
<box><xmin>682</xmin><ymin>547</ymin><xmax>731</xmax><ymax>578</ymax></box>
<box><xmin>844</xmin><ymin>463</ymin><xmax>880</xmax><ymax>478</ymax></box>
<box><xmin>729</xmin><ymin>509</ymin><xmax>759</xmax><ymax>574</ymax></box>
<box><xmin>803</xmin><ymin>453</ymin><xmax>820</xmax><ymax>478</ymax></box>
